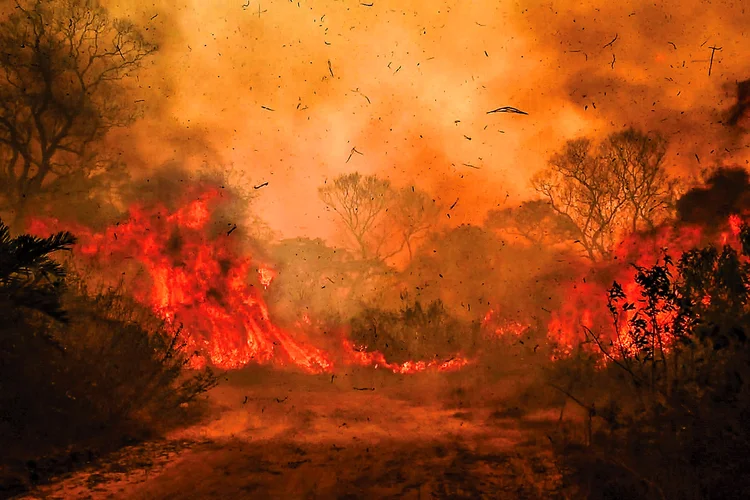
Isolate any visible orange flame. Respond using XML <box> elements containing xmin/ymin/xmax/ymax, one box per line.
<box><xmin>547</xmin><ymin>216</ymin><xmax>745</xmax><ymax>364</ymax></box>
<box><xmin>29</xmin><ymin>189</ymin><xmax>471</xmax><ymax>375</ymax></box>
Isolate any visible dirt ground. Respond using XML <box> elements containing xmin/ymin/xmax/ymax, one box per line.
<box><xmin>16</xmin><ymin>367</ymin><xmax>566</xmax><ymax>499</ymax></box>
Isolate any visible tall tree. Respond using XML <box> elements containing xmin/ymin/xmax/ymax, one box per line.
<box><xmin>602</xmin><ymin>129</ymin><xmax>674</xmax><ymax>232</ymax></box>
<box><xmin>319</xmin><ymin>173</ymin><xmax>439</xmax><ymax>262</ymax></box>
<box><xmin>0</xmin><ymin>0</ymin><xmax>156</xmax><ymax>224</ymax></box>
<box><xmin>319</xmin><ymin>173</ymin><xmax>390</xmax><ymax>260</ymax></box>
<box><xmin>532</xmin><ymin>130</ymin><xmax>674</xmax><ymax>261</ymax></box>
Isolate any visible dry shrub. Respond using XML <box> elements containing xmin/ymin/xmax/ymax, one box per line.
<box><xmin>349</xmin><ymin>298</ymin><xmax>482</xmax><ymax>363</ymax></box>
<box><xmin>549</xmin><ymin>237</ymin><xmax>750</xmax><ymax>499</ymax></box>
<box><xmin>0</xmin><ymin>222</ymin><xmax>217</xmax><ymax>493</ymax></box>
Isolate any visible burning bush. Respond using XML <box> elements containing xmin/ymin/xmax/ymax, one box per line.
<box><xmin>550</xmin><ymin>227</ymin><xmax>750</xmax><ymax>499</ymax></box>
<box><xmin>0</xmin><ymin>220</ymin><xmax>217</xmax><ymax>492</ymax></box>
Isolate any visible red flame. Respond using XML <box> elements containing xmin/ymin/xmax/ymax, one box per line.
<box><xmin>482</xmin><ymin>308</ymin><xmax>530</xmax><ymax>339</ymax></box>
<box><xmin>32</xmin><ymin>190</ymin><xmax>332</xmax><ymax>372</ymax></box>
<box><xmin>342</xmin><ymin>340</ymin><xmax>470</xmax><ymax>374</ymax></box>
<box><xmin>29</xmin><ymin>189</ymin><xmax>470</xmax><ymax>375</ymax></box>
<box><xmin>547</xmin><ymin>216</ymin><xmax>744</xmax><ymax>363</ymax></box>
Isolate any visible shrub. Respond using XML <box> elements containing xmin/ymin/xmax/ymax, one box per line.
<box><xmin>349</xmin><ymin>298</ymin><xmax>481</xmax><ymax>363</ymax></box>
<box><xmin>552</xmin><ymin>233</ymin><xmax>750</xmax><ymax>499</ymax></box>
<box><xmin>0</xmin><ymin>220</ymin><xmax>218</xmax><ymax>490</ymax></box>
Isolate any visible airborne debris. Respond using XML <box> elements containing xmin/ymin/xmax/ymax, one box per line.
<box><xmin>352</xmin><ymin>88</ymin><xmax>371</xmax><ymax>104</ymax></box>
<box><xmin>254</xmin><ymin>181</ymin><xmax>269</xmax><ymax>189</ymax></box>
<box><xmin>346</xmin><ymin>147</ymin><xmax>364</xmax><ymax>163</ymax></box>
<box><xmin>486</xmin><ymin>106</ymin><xmax>528</xmax><ymax>115</ymax></box>
<box><xmin>569</xmin><ymin>49</ymin><xmax>588</xmax><ymax>61</ymax></box>
<box><xmin>708</xmin><ymin>45</ymin><xmax>722</xmax><ymax>76</ymax></box>
<box><xmin>602</xmin><ymin>33</ymin><xmax>618</xmax><ymax>49</ymax></box>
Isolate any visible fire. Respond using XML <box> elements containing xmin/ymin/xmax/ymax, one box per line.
<box><xmin>547</xmin><ymin>215</ymin><xmax>745</xmax><ymax>363</ymax></box>
<box><xmin>482</xmin><ymin>308</ymin><xmax>529</xmax><ymax>339</ymax></box>
<box><xmin>257</xmin><ymin>265</ymin><xmax>275</xmax><ymax>289</ymax></box>
<box><xmin>342</xmin><ymin>340</ymin><xmax>470</xmax><ymax>374</ymax></box>
<box><xmin>29</xmin><ymin>188</ymin><xmax>471</xmax><ymax>375</ymax></box>
<box><xmin>31</xmin><ymin>190</ymin><xmax>332</xmax><ymax>372</ymax></box>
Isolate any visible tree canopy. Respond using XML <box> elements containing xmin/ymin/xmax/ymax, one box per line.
<box><xmin>0</xmin><ymin>0</ymin><xmax>155</xmax><ymax>224</ymax></box>
<box><xmin>532</xmin><ymin>129</ymin><xmax>674</xmax><ymax>260</ymax></box>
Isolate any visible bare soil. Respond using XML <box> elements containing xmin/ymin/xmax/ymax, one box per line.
<box><xmin>16</xmin><ymin>368</ymin><xmax>565</xmax><ymax>499</ymax></box>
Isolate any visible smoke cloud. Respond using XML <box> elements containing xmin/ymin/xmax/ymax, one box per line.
<box><xmin>97</xmin><ymin>0</ymin><xmax>750</xmax><ymax>242</ymax></box>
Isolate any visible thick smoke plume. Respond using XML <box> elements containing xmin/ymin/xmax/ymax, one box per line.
<box><xmin>677</xmin><ymin>167</ymin><xmax>750</xmax><ymax>228</ymax></box>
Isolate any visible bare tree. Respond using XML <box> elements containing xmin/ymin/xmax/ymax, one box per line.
<box><xmin>319</xmin><ymin>173</ymin><xmax>439</xmax><ymax>262</ymax></box>
<box><xmin>485</xmin><ymin>199</ymin><xmax>578</xmax><ymax>246</ymax></box>
<box><xmin>319</xmin><ymin>173</ymin><xmax>391</xmax><ymax>260</ymax></box>
<box><xmin>532</xmin><ymin>130</ymin><xmax>674</xmax><ymax>261</ymax></box>
<box><xmin>0</xmin><ymin>0</ymin><xmax>156</xmax><ymax>224</ymax></box>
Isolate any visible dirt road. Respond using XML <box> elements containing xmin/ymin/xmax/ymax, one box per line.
<box><xmin>19</xmin><ymin>369</ymin><xmax>564</xmax><ymax>499</ymax></box>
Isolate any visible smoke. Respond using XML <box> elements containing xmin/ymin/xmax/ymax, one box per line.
<box><xmin>90</xmin><ymin>0</ymin><xmax>749</xmax><ymax>243</ymax></box>
<box><xmin>677</xmin><ymin>167</ymin><xmax>750</xmax><ymax>227</ymax></box>
<box><xmin>726</xmin><ymin>79</ymin><xmax>750</xmax><ymax>128</ymax></box>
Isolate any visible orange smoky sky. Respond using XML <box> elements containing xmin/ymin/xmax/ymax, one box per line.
<box><xmin>101</xmin><ymin>0</ymin><xmax>750</xmax><ymax>242</ymax></box>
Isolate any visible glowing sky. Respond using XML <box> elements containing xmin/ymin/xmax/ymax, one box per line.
<box><xmin>103</xmin><ymin>0</ymin><xmax>750</xmax><ymax>241</ymax></box>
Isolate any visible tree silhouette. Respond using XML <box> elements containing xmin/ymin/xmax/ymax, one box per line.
<box><xmin>319</xmin><ymin>173</ymin><xmax>438</xmax><ymax>262</ymax></box>
<box><xmin>0</xmin><ymin>0</ymin><xmax>156</xmax><ymax>224</ymax></box>
<box><xmin>0</xmin><ymin>218</ymin><xmax>75</xmax><ymax>321</ymax></box>
<box><xmin>532</xmin><ymin>129</ymin><xmax>674</xmax><ymax>260</ymax></box>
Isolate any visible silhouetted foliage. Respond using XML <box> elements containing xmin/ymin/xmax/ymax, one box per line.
<box><xmin>0</xmin><ymin>218</ymin><xmax>75</xmax><ymax>321</ymax></box>
<box><xmin>553</xmin><ymin>230</ymin><xmax>750</xmax><ymax>499</ymax></box>
<box><xmin>0</xmin><ymin>224</ymin><xmax>217</xmax><ymax>495</ymax></box>
<box><xmin>350</xmin><ymin>297</ymin><xmax>481</xmax><ymax>363</ymax></box>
